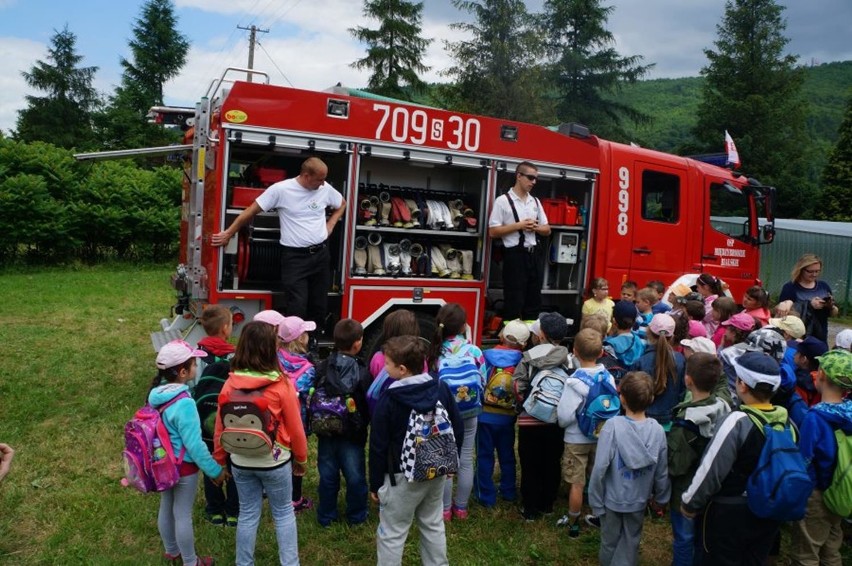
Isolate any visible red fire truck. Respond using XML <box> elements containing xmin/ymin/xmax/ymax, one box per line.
<box><xmin>143</xmin><ymin>68</ymin><xmax>775</xmax><ymax>348</ymax></box>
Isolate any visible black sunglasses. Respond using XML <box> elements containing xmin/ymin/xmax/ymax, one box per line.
<box><xmin>519</xmin><ymin>173</ymin><xmax>538</xmax><ymax>182</ymax></box>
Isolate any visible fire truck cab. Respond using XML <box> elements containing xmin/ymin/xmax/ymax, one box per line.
<box><xmin>154</xmin><ymin>68</ymin><xmax>775</xmax><ymax>348</ymax></box>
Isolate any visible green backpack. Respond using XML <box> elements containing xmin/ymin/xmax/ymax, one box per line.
<box><xmin>823</xmin><ymin>428</ymin><xmax>852</xmax><ymax>517</ymax></box>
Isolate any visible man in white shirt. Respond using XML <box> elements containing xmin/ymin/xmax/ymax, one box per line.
<box><xmin>488</xmin><ymin>161</ymin><xmax>550</xmax><ymax>320</ymax></box>
<box><xmin>212</xmin><ymin>157</ymin><xmax>347</xmax><ymax>330</ymax></box>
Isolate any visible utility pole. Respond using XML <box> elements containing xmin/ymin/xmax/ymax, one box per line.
<box><xmin>237</xmin><ymin>24</ymin><xmax>269</xmax><ymax>82</ymax></box>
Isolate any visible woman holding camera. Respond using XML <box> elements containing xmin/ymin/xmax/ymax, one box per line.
<box><xmin>775</xmin><ymin>253</ymin><xmax>838</xmax><ymax>342</ymax></box>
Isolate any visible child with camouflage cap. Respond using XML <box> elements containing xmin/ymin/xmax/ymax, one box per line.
<box><xmin>791</xmin><ymin>349</ymin><xmax>852</xmax><ymax>565</ymax></box>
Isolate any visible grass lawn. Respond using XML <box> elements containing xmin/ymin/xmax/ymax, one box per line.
<box><xmin>0</xmin><ymin>264</ymin><xmax>846</xmax><ymax>565</ymax></box>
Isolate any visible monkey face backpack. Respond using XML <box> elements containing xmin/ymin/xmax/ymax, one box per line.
<box><xmin>219</xmin><ymin>383</ymin><xmax>279</xmax><ymax>457</ymax></box>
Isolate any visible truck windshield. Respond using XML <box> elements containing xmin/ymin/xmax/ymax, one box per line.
<box><xmin>709</xmin><ymin>182</ymin><xmax>751</xmax><ymax>241</ymax></box>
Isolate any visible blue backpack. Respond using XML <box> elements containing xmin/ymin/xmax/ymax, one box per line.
<box><xmin>366</xmin><ymin>368</ymin><xmax>392</xmax><ymax>417</ymax></box>
<box><xmin>573</xmin><ymin>370</ymin><xmax>621</xmax><ymax>439</ymax></box>
<box><xmin>523</xmin><ymin>366</ymin><xmax>570</xmax><ymax>424</ymax></box>
<box><xmin>743</xmin><ymin>407</ymin><xmax>813</xmax><ymax>522</ymax></box>
<box><xmin>437</xmin><ymin>343</ymin><xmax>483</xmax><ymax>418</ymax></box>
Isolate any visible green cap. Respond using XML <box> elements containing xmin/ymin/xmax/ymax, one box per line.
<box><xmin>817</xmin><ymin>349</ymin><xmax>852</xmax><ymax>388</ymax></box>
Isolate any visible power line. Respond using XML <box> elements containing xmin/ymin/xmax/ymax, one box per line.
<box><xmin>257</xmin><ymin>40</ymin><xmax>294</xmax><ymax>87</ymax></box>
<box><xmin>261</xmin><ymin>0</ymin><xmax>303</xmax><ymax>31</ymax></box>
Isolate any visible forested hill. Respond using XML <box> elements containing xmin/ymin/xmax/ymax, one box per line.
<box><xmin>618</xmin><ymin>60</ymin><xmax>852</xmax><ymax>153</ymax></box>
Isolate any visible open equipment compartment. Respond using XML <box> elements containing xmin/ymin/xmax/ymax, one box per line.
<box><xmin>351</xmin><ymin>145</ymin><xmax>490</xmax><ymax>281</ymax></box>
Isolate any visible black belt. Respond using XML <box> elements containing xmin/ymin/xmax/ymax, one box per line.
<box><xmin>281</xmin><ymin>242</ymin><xmax>327</xmax><ymax>254</ymax></box>
<box><xmin>505</xmin><ymin>245</ymin><xmax>536</xmax><ymax>254</ymax></box>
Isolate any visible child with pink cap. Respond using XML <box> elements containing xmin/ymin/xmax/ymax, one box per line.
<box><xmin>630</xmin><ymin>314</ymin><xmax>686</xmax><ymax>431</ymax></box>
<box><xmin>150</xmin><ymin>340</ymin><xmax>226</xmax><ymax>566</ymax></box>
<box><xmin>277</xmin><ymin>316</ymin><xmax>318</xmax><ymax>513</ymax></box>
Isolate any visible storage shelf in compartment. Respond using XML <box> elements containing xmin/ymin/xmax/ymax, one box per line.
<box><xmin>549</xmin><ymin>224</ymin><xmax>585</xmax><ymax>231</ymax></box>
<box><xmin>350</xmin><ymin>274</ymin><xmax>481</xmax><ymax>282</ymax></box>
<box><xmin>541</xmin><ymin>289</ymin><xmax>580</xmax><ymax>295</ymax></box>
<box><xmin>354</xmin><ymin>226</ymin><xmax>479</xmax><ymax>238</ymax></box>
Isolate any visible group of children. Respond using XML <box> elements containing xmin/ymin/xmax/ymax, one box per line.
<box><xmin>577</xmin><ymin>274</ymin><xmax>852</xmax><ymax>565</ymax></box>
<box><xmin>140</xmin><ymin>273</ymin><xmax>852</xmax><ymax>566</ymax></box>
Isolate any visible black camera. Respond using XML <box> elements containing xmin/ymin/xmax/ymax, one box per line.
<box><xmin>823</xmin><ymin>294</ymin><xmax>834</xmax><ymax>308</ymax></box>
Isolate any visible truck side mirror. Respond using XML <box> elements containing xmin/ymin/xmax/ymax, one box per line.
<box><xmin>761</xmin><ymin>223</ymin><xmax>775</xmax><ymax>244</ymax></box>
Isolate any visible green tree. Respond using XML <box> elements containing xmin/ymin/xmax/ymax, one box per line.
<box><xmin>816</xmin><ymin>94</ymin><xmax>852</xmax><ymax>221</ymax></box>
<box><xmin>442</xmin><ymin>0</ymin><xmax>551</xmax><ymax>123</ymax></box>
<box><xmin>692</xmin><ymin>0</ymin><xmax>812</xmax><ymax>217</ymax></box>
<box><xmin>121</xmin><ymin>0</ymin><xmax>189</xmax><ymax>107</ymax></box>
<box><xmin>15</xmin><ymin>26</ymin><xmax>100</xmax><ymax>149</ymax></box>
<box><xmin>97</xmin><ymin>0</ymin><xmax>189</xmax><ymax>149</ymax></box>
<box><xmin>350</xmin><ymin>0</ymin><xmax>432</xmax><ymax>99</ymax></box>
<box><xmin>543</xmin><ymin>0</ymin><xmax>653</xmax><ymax>140</ymax></box>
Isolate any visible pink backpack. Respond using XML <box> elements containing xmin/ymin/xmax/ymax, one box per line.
<box><xmin>122</xmin><ymin>392</ymin><xmax>189</xmax><ymax>493</ymax></box>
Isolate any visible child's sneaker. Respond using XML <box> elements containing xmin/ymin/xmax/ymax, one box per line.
<box><xmin>442</xmin><ymin>509</ymin><xmax>452</xmax><ymax>521</ymax></box>
<box><xmin>451</xmin><ymin>506</ymin><xmax>468</xmax><ymax>520</ymax></box>
<box><xmin>205</xmin><ymin>513</ymin><xmax>225</xmax><ymax>526</ymax></box>
<box><xmin>647</xmin><ymin>502</ymin><xmax>665</xmax><ymax>519</ymax></box>
<box><xmin>584</xmin><ymin>514</ymin><xmax>601</xmax><ymax>529</ymax></box>
<box><xmin>293</xmin><ymin>497</ymin><xmax>313</xmax><ymax>513</ymax></box>
<box><xmin>164</xmin><ymin>552</ymin><xmax>180</xmax><ymax>563</ymax></box>
<box><xmin>568</xmin><ymin>521</ymin><xmax>581</xmax><ymax>538</ymax></box>
<box><xmin>195</xmin><ymin>557</ymin><xmax>215</xmax><ymax>566</ymax></box>
<box><xmin>520</xmin><ymin>507</ymin><xmax>540</xmax><ymax>522</ymax></box>
<box><xmin>225</xmin><ymin>516</ymin><xmax>238</xmax><ymax>528</ymax></box>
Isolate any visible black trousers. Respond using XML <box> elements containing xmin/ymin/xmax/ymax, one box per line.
<box><xmin>280</xmin><ymin>245</ymin><xmax>330</xmax><ymax>327</ymax></box>
<box><xmin>518</xmin><ymin>424</ymin><xmax>564</xmax><ymax>516</ymax></box>
<box><xmin>696</xmin><ymin>499</ymin><xmax>780</xmax><ymax>566</ymax></box>
<box><xmin>501</xmin><ymin>245</ymin><xmax>543</xmax><ymax>321</ymax></box>
<box><xmin>202</xmin><ymin>440</ymin><xmax>238</xmax><ymax>516</ymax></box>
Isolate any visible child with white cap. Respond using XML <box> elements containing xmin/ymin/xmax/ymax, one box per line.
<box><xmin>475</xmin><ymin>319</ymin><xmax>530</xmax><ymax>508</ymax></box>
<box><xmin>667</xmin><ymin>353</ymin><xmax>730</xmax><ymax>566</ymax></box>
<box><xmin>681</xmin><ymin>351</ymin><xmax>791</xmax><ymax>565</ymax></box>
<box><xmin>513</xmin><ymin>312</ymin><xmax>574</xmax><ymax>521</ymax></box>
<box><xmin>834</xmin><ymin>328</ymin><xmax>852</xmax><ymax>352</ymax></box>
<box><xmin>150</xmin><ymin>340</ymin><xmax>227</xmax><ymax>566</ymax></box>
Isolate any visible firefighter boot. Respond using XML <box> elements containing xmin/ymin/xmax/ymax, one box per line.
<box><xmin>383</xmin><ymin>243</ymin><xmax>402</xmax><ymax>275</ymax></box>
<box><xmin>368</xmin><ymin>245</ymin><xmax>385</xmax><ymax>275</ymax></box>
<box><xmin>365</xmin><ymin>195</ymin><xmax>380</xmax><ymax>226</ymax></box>
<box><xmin>379</xmin><ymin>192</ymin><xmax>392</xmax><ymax>226</ymax></box>
<box><xmin>353</xmin><ymin>236</ymin><xmax>368</xmax><ymax>275</ymax></box>
<box><xmin>440</xmin><ymin>244</ymin><xmax>462</xmax><ymax>279</ymax></box>
<box><xmin>404</xmin><ymin>199</ymin><xmax>421</xmax><ymax>228</ymax></box>
<box><xmin>409</xmin><ymin>242</ymin><xmax>424</xmax><ymax>276</ymax></box>
<box><xmin>398</xmin><ymin>239</ymin><xmax>412</xmax><ymax>275</ymax></box>
<box><xmin>460</xmin><ymin>249</ymin><xmax>474</xmax><ymax>280</ymax></box>
<box><xmin>431</xmin><ymin>246</ymin><xmax>451</xmax><ymax>278</ymax></box>
<box><xmin>448</xmin><ymin>199</ymin><xmax>464</xmax><ymax>230</ymax></box>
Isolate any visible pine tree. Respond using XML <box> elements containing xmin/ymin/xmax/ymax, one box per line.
<box><xmin>15</xmin><ymin>26</ymin><xmax>100</xmax><ymax>149</ymax></box>
<box><xmin>350</xmin><ymin>0</ymin><xmax>431</xmax><ymax>100</ymax></box>
<box><xmin>442</xmin><ymin>0</ymin><xmax>551</xmax><ymax>123</ymax></box>
<box><xmin>816</xmin><ymin>95</ymin><xmax>852</xmax><ymax>221</ymax></box>
<box><xmin>97</xmin><ymin>0</ymin><xmax>189</xmax><ymax>149</ymax></box>
<box><xmin>692</xmin><ymin>0</ymin><xmax>812</xmax><ymax>217</ymax></box>
<box><xmin>543</xmin><ymin>0</ymin><xmax>653</xmax><ymax>140</ymax></box>
<box><xmin>121</xmin><ymin>0</ymin><xmax>189</xmax><ymax>107</ymax></box>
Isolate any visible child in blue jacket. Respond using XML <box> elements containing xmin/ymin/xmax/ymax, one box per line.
<box><xmin>149</xmin><ymin>340</ymin><xmax>226</xmax><ymax>566</ymax></box>
<box><xmin>791</xmin><ymin>349</ymin><xmax>852</xmax><ymax>564</ymax></box>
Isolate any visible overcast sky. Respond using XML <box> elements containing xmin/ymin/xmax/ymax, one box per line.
<box><xmin>1</xmin><ymin>0</ymin><xmax>850</xmax><ymax>134</ymax></box>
